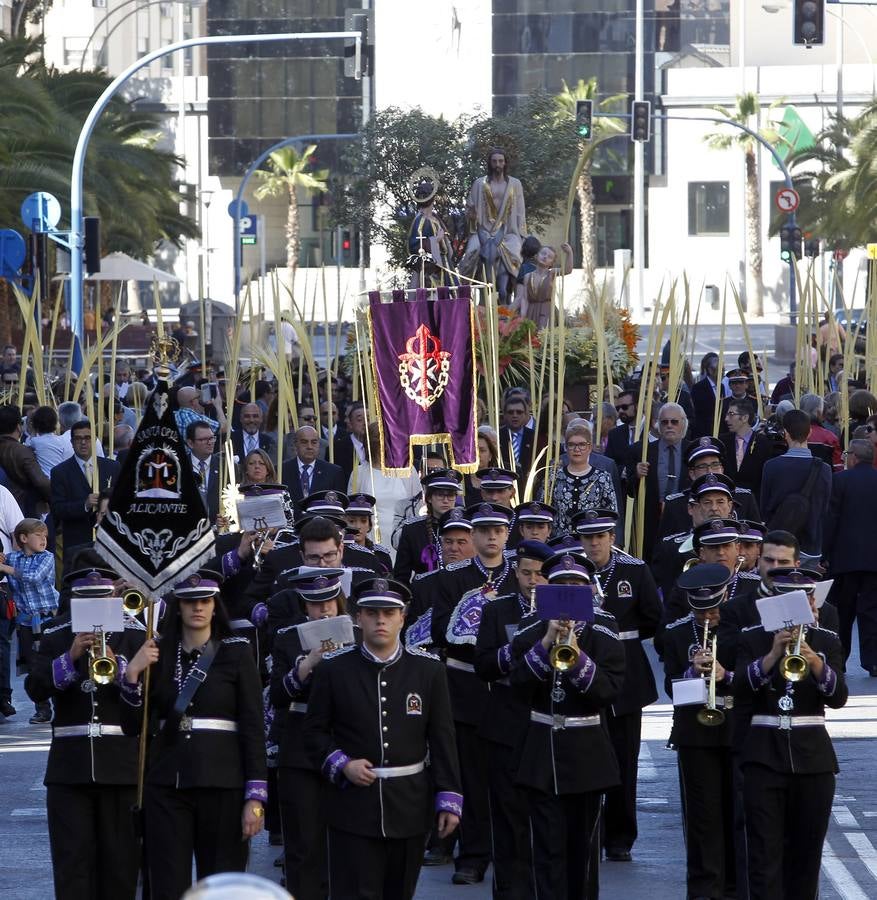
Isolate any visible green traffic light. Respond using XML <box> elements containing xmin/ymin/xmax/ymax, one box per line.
<box><xmin>577</xmin><ymin>125</ymin><xmax>591</xmax><ymax>138</ymax></box>
<box><xmin>781</xmin><ymin>250</ymin><xmax>791</xmax><ymax>262</ymax></box>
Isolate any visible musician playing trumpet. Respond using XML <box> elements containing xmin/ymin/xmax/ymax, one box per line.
<box><xmin>664</xmin><ymin>563</ymin><xmax>736</xmax><ymax>900</ymax></box>
<box><xmin>734</xmin><ymin>566</ymin><xmax>848</xmax><ymax>899</ymax></box>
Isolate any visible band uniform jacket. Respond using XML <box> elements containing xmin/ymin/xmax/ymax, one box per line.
<box><xmin>474</xmin><ymin>591</ymin><xmax>532</xmax><ymax>749</ymax></box>
<box><xmin>26</xmin><ymin>614</ymin><xmax>146</xmax><ymax>784</ymax></box>
<box><xmin>663</xmin><ymin>613</ymin><xmax>732</xmax><ymax>748</ymax></box>
<box><xmin>393</xmin><ymin>516</ymin><xmax>441</xmax><ymax>584</ymax></box>
<box><xmin>734</xmin><ymin>623</ymin><xmax>848</xmax><ymax>774</ymax></box>
<box><xmin>651</xmin><ymin>530</ymin><xmax>697</xmax><ymax>601</ymax></box>
<box><xmin>509</xmin><ymin>609</ymin><xmax>625</xmax><ymax>795</ymax></box>
<box><xmin>302</xmin><ymin>643</ymin><xmax>463</xmax><ymax>839</ymax></box>
<box><xmin>120</xmin><ymin>636</ymin><xmax>267</xmax><ymax>792</ymax></box>
<box><xmin>429</xmin><ymin>557</ymin><xmax>518</xmax><ymax>726</ymax></box>
<box><xmin>657</xmin><ymin>486</ymin><xmax>761</xmax><ymax>541</ymax></box>
<box><xmin>596</xmin><ymin>551</ymin><xmax>662</xmax><ymax>715</ymax></box>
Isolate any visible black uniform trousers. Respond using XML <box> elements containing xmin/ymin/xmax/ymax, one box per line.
<box><xmin>731</xmin><ymin>753</ymin><xmax>749</xmax><ymax>900</ymax></box>
<box><xmin>603</xmin><ymin>710</ymin><xmax>642</xmax><ymax>853</ymax></box>
<box><xmin>743</xmin><ymin>763</ymin><xmax>835</xmax><ymax>900</ymax></box>
<box><xmin>46</xmin><ymin>783</ymin><xmax>139</xmax><ymax>900</ymax></box>
<box><xmin>144</xmin><ymin>785</ymin><xmax>248</xmax><ymax>900</ymax></box>
<box><xmin>328</xmin><ymin>827</ymin><xmax>424</xmax><ymax>900</ymax></box>
<box><xmin>831</xmin><ymin>572</ymin><xmax>877</xmax><ymax>668</ymax></box>
<box><xmin>487</xmin><ymin>741</ymin><xmax>533</xmax><ymax>900</ymax></box>
<box><xmin>677</xmin><ymin>746</ymin><xmax>736</xmax><ymax>899</ymax></box>
<box><xmin>278</xmin><ymin>766</ymin><xmax>328</xmax><ymax>900</ymax></box>
<box><xmin>456</xmin><ymin>720</ymin><xmax>491</xmax><ymax>873</ymax></box>
<box><xmin>527</xmin><ymin>788</ymin><xmax>602</xmax><ymax>900</ymax></box>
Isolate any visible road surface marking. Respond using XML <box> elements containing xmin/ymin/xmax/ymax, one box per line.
<box><xmin>844</xmin><ymin>832</ymin><xmax>877</xmax><ymax>881</ymax></box>
<box><xmin>638</xmin><ymin>742</ymin><xmax>658</xmax><ymax>781</ymax></box>
<box><xmin>833</xmin><ymin>806</ymin><xmax>860</xmax><ymax>828</ymax></box>
<box><xmin>11</xmin><ymin>808</ymin><xmax>45</xmax><ymax>817</ymax></box>
<box><xmin>822</xmin><ymin>842</ymin><xmax>869</xmax><ymax>900</ymax></box>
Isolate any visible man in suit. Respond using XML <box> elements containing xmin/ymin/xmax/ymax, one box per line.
<box><xmin>498</xmin><ymin>393</ymin><xmax>535</xmax><ymax>477</ymax></box>
<box><xmin>720</xmin><ymin>397</ymin><xmax>773</xmax><ymax>496</ymax></box>
<box><xmin>605</xmin><ymin>388</ymin><xmax>640</xmax><ymax>469</ymax></box>
<box><xmin>332</xmin><ymin>401</ymin><xmax>367</xmax><ymax>483</ymax></box>
<box><xmin>186</xmin><ymin>421</ymin><xmax>221</xmax><ymax>522</ymax></box>
<box><xmin>719</xmin><ymin>369</ymin><xmax>752</xmax><ymax>422</ymax></box>
<box><xmin>690</xmin><ymin>352</ymin><xmax>722</xmax><ymax>439</ymax></box>
<box><xmin>824</xmin><ymin>438</ymin><xmax>877</xmax><ymax>675</ymax></box>
<box><xmin>0</xmin><ymin>403</ymin><xmax>51</xmax><ymax>517</ymax></box>
<box><xmin>50</xmin><ymin>421</ymin><xmax>120</xmax><ymax>568</ymax></box>
<box><xmin>625</xmin><ymin>402</ymin><xmax>690</xmax><ymax>562</ymax></box>
<box><xmin>298</xmin><ymin>405</ymin><xmax>329</xmax><ymax>459</ymax></box>
<box><xmin>230</xmin><ymin>402</ymin><xmax>277</xmax><ymax>461</ymax></box>
<box><xmin>282</xmin><ymin>426</ymin><xmax>346</xmax><ymax>504</ymax></box>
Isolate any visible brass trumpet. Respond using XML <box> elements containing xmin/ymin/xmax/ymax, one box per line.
<box><xmin>550</xmin><ymin>621</ymin><xmax>580</xmax><ymax>671</ymax></box>
<box><xmin>696</xmin><ymin>620</ymin><xmax>725</xmax><ymax>727</ymax></box>
<box><xmin>89</xmin><ymin>629</ymin><xmax>117</xmax><ymax>685</ymax></box>
<box><xmin>122</xmin><ymin>589</ymin><xmax>146</xmax><ymax>615</ymax></box>
<box><xmin>780</xmin><ymin>625</ymin><xmax>809</xmax><ymax>682</ymax></box>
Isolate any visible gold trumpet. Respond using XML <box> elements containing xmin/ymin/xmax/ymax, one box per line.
<box><xmin>682</xmin><ymin>558</ymin><xmax>700</xmax><ymax>572</ymax></box>
<box><xmin>780</xmin><ymin>625</ymin><xmax>809</xmax><ymax>682</ymax></box>
<box><xmin>696</xmin><ymin>620</ymin><xmax>725</xmax><ymax>727</ymax></box>
<box><xmin>122</xmin><ymin>589</ymin><xmax>146</xmax><ymax>615</ymax></box>
<box><xmin>89</xmin><ymin>629</ymin><xmax>117</xmax><ymax>685</ymax></box>
<box><xmin>550</xmin><ymin>621</ymin><xmax>580</xmax><ymax>671</ymax></box>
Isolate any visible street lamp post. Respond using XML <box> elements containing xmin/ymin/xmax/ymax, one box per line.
<box><xmin>69</xmin><ymin>30</ymin><xmax>362</xmax><ymax>352</ymax></box>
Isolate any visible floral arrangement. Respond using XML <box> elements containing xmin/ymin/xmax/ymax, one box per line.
<box><xmin>475</xmin><ymin>305</ymin><xmax>543</xmax><ymax>390</ymax></box>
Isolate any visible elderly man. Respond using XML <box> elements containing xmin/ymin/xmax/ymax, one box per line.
<box><xmin>624</xmin><ymin>402</ymin><xmax>690</xmax><ymax>561</ymax></box>
<box><xmin>174</xmin><ymin>385</ymin><xmax>227</xmax><ymax>438</ymax></box>
<box><xmin>231</xmin><ymin>402</ymin><xmax>276</xmax><ymax>461</ymax></box>
<box><xmin>281</xmin><ymin>426</ymin><xmax>346</xmax><ymax>504</ymax></box>
<box><xmin>800</xmin><ymin>393</ymin><xmax>842</xmax><ymax>470</ymax></box>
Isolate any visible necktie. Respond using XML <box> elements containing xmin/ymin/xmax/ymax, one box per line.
<box><xmin>301</xmin><ymin>464</ymin><xmax>311</xmax><ymax>498</ymax></box>
<box><xmin>199</xmin><ymin>459</ymin><xmax>208</xmax><ymax>495</ymax></box>
<box><xmin>245</xmin><ymin>433</ymin><xmax>255</xmax><ymax>456</ymax></box>
<box><xmin>666</xmin><ymin>444</ymin><xmax>676</xmax><ymax>498</ymax></box>
<box><xmin>83</xmin><ymin>459</ymin><xmax>93</xmax><ymax>485</ymax></box>
<box><xmin>511</xmin><ymin>430</ymin><xmax>522</xmax><ymax>465</ymax></box>
<box><xmin>736</xmin><ymin>436</ymin><xmax>746</xmax><ymax>468</ymax></box>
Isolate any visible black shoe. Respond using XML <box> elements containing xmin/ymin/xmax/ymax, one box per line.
<box><xmin>29</xmin><ymin>709</ymin><xmax>52</xmax><ymax>725</ymax></box>
<box><xmin>605</xmin><ymin>848</ymin><xmax>632</xmax><ymax>862</ymax></box>
<box><xmin>452</xmin><ymin>867</ymin><xmax>484</xmax><ymax>885</ymax></box>
<box><xmin>0</xmin><ymin>700</ymin><xmax>15</xmax><ymax>717</ymax></box>
<box><xmin>423</xmin><ymin>847</ymin><xmax>452</xmax><ymax>866</ymax></box>
<box><xmin>269</xmin><ymin>831</ymin><xmax>283</xmax><ymax>846</ymax></box>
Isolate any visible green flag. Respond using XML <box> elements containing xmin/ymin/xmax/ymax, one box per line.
<box><xmin>775</xmin><ymin>106</ymin><xmax>816</xmax><ymax>166</ymax></box>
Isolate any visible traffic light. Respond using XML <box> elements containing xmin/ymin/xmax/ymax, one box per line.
<box><xmin>780</xmin><ymin>223</ymin><xmax>803</xmax><ymax>262</ymax></box>
<box><xmin>575</xmin><ymin>100</ymin><xmax>593</xmax><ymax>140</ymax></box>
<box><xmin>84</xmin><ymin>216</ymin><xmax>101</xmax><ymax>274</ymax></box>
<box><xmin>794</xmin><ymin>0</ymin><xmax>824</xmax><ymax>48</ymax></box>
<box><xmin>804</xmin><ymin>235</ymin><xmax>820</xmax><ymax>258</ymax></box>
<box><xmin>630</xmin><ymin>101</ymin><xmax>651</xmax><ymax>143</ymax></box>
<box><xmin>341</xmin><ymin>229</ymin><xmax>352</xmax><ymax>262</ymax></box>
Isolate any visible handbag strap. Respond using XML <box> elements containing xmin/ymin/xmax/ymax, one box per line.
<box><xmin>802</xmin><ymin>458</ymin><xmax>822</xmax><ymax>495</ymax></box>
<box><xmin>163</xmin><ymin>639</ymin><xmax>219</xmax><ymax>734</ymax></box>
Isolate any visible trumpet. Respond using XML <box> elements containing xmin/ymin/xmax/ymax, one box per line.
<box><xmin>550</xmin><ymin>620</ymin><xmax>580</xmax><ymax>671</ymax></box>
<box><xmin>89</xmin><ymin>629</ymin><xmax>117</xmax><ymax>685</ymax></box>
<box><xmin>780</xmin><ymin>625</ymin><xmax>809</xmax><ymax>682</ymax></box>
<box><xmin>122</xmin><ymin>588</ymin><xmax>146</xmax><ymax>615</ymax></box>
<box><xmin>696</xmin><ymin>621</ymin><xmax>726</xmax><ymax>727</ymax></box>
<box><xmin>252</xmin><ymin>529</ymin><xmax>271</xmax><ymax>570</ymax></box>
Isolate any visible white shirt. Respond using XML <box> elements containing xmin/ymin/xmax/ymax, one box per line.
<box><xmin>349</xmin><ymin>465</ymin><xmax>421</xmax><ymax>562</ymax></box>
<box><xmin>350</xmin><ymin>434</ymin><xmax>367</xmax><ymax>465</ymax></box>
<box><xmin>28</xmin><ymin>432</ymin><xmax>73</xmax><ymax>475</ymax></box>
<box><xmin>0</xmin><ymin>485</ymin><xmax>23</xmax><ymax>553</ymax></box>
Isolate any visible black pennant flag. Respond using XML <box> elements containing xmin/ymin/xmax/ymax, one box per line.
<box><xmin>95</xmin><ymin>375</ymin><xmax>214</xmax><ymax>595</ymax></box>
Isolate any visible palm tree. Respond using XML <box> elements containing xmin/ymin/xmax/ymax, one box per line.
<box><xmin>704</xmin><ymin>93</ymin><xmax>782</xmax><ymax>318</ymax></box>
<box><xmin>253</xmin><ymin>145</ymin><xmax>330</xmax><ymax>288</ymax></box>
<box><xmin>554</xmin><ymin>78</ymin><xmax>625</xmax><ymax>277</ymax></box>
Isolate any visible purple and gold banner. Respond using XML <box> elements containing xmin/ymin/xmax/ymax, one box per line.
<box><xmin>369</xmin><ymin>297</ymin><xmax>477</xmax><ymax>474</ymax></box>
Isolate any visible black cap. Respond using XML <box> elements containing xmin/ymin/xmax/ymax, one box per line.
<box><xmin>475</xmin><ymin>468</ymin><xmax>517</xmax><ymax>490</ymax></box>
<box><xmin>173</xmin><ymin>572</ymin><xmax>223</xmax><ymax>601</ymax></box>
<box><xmin>421</xmin><ymin>468</ymin><xmax>463</xmax><ymax>492</ymax></box>
<box><xmin>282</xmin><ymin>568</ymin><xmax>345</xmax><ymax>602</ymax></box>
<box><xmin>466</xmin><ymin>502</ymin><xmax>513</xmax><ymax>528</ymax></box>
<box><xmin>725</xmin><ymin>368</ymin><xmax>748</xmax><ymax>383</ymax></box>
<box><xmin>514</xmin><ymin>501</ymin><xmax>556</xmax><ymax>524</ymax></box>
<box><xmin>542</xmin><ymin>550</ymin><xmax>596</xmax><ymax>583</ymax></box>
<box><xmin>677</xmin><ymin>563</ymin><xmax>734</xmax><ymax>610</ymax></box>
<box><xmin>686</xmin><ymin>436</ymin><xmax>726</xmax><ymax>466</ymax></box>
<box><xmin>63</xmin><ymin>566</ymin><xmax>118</xmax><ymax>589</ymax></box>
<box><xmin>296</xmin><ymin>490</ymin><xmax>349</xmax><ymax>518</ymax></box>
<box><xmin>547</xmin><ymin>534</ymin><xmax>580</xmax><ymax>551</ymax></box>
<box><xmin>353</xmin><ymin>577</ymin><xmax>412</xmax><ymax>609</ymax></box>
<box><xmin>437</xmin><ymin>507</ymin><xmax>472</xmax><ymax>533</ymax></box>
<box><xmin>693</xmin><ymin>518</ymin><xmax>741</xmax><ymax>548</ymax></box>
<box><xmin>768</xmin><ymin>566</ymin><xmax>822</xmax><ymax>594</ymax></box>
<box><xmin>346</xmin><ymin>493</ymin><xmax>376</xmax><ymax>516</ymax></box>
<box><xmin>516</xmin><ymin>540</ymin><xmax>553</xmax><ymax>563</ymax></box>
<box><xmin>738</xmin><ymin>520</ymin><xmax>767</xmax><ymax>543</ymax></box>
<box><xmin>571</xmin><ymin>508</ymin><xmax>618</xmax><ymax>535</ymax></box>
<box><xmin>689</xmin><ymin>473</ymin><xmax>735</xmax><ymax>501</ymax></box>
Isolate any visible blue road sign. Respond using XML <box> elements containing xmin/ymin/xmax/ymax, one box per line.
<box><xmin>21</xmin><ymin>192</ymin><xmax>61</xmax><ymax>232</ymax></box>
<box><xmin>228</xmin><ymin>199</ymin><xmax>250</xmax><ymax>219</ymax></box>
<box><xmin>0</xmin><ymin>229</ymin><xmax>27</xmax><ymax>277</ymax></box>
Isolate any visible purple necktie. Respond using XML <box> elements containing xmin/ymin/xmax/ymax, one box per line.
<box><xmin>301</xmin><ymin>464</ymin><xmax>311</xmax><ymax>498</ymax></box>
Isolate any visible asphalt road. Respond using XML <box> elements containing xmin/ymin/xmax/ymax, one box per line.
<box><xmin>2</xmin><ymin>630</ymin><xmax>876</xmax><ymax>899</ymax></box>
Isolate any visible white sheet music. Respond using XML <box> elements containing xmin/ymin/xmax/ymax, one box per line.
<box><xmin>297</xmin><ymin>614</ymin><xmax>356</xmax><ymax>651</ymax></box>
<box><xmin>672</xmin><ymin>678</ymin><xmax>708</xmax><ymax>707</ymax></box>
<box><xmin>237</xmin><ymin>494</ymin><xmax>287</xmax><ymax>531</ymax></box>
<box><xmin>71</xmin><ymin>597</ymin><xmax>124</xmax><ymax>634</ymax></box>
<box><xmin>755</xmin><ymin>590</ymin><xmax>816</xmax><ymax>632</ymax></box>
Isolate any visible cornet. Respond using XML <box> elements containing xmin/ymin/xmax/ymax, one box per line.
<box><xmin>779</xmin><ymin>625</ymin><xmax>809</xmax><ymax>682</ymax></box>
<box><xmin>88</xmin><ymin>629</ymin><xmax>117</xmax><ymax>685</ymax></box>
<box><xmin>122</xmin><ymin>589</ymin><xmax>146</xmax><ymax>615</ymax></box>
<box><xmin>696</xmin><ymin>620</ymin><xmax>725</xmax><ymax>727</ymax></box>
<box><xmin>550</xmin><ymin>621</ymin><xmax>580</xmax><ymax>671</ymax></box>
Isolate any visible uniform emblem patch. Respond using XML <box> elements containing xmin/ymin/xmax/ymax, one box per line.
<box><xmin>617</xmin><ymin>580</ymin><xmax>633</xmax><ymax>598</ymax></box>
<box><xmin>406</xmin><ymin>692</ymin><xmax>423</xmax><ymax>715</ymax></box>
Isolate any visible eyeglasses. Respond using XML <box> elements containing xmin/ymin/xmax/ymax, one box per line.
<box><xmin>300</xmin><ymin>415</ymin><xmax>317</xmax><ymax>422</ymax></box>
<box><xmin>659</xmin><ymin>418</ymin><xmax>681</xmax><ymax>426</ymax></box>
<box><xmin>303</xmin><ymin>551</ymin><xmax>341</xmax><ymax>565</ymax></box>
<box><xmin>194</xmin><ymin>435</ymin><xmax>216</xmax><ymax>443</ymax></box>
<box><xmin>615</xmin><ymin>403</ymin><xmax>633</xmax><ymax>411</ymax></box>
<box><xmin>692</xmin><ymin>460</ymin><xmax>723</xmax><ymax>473</ymax></box>
<box><xmin>865</xmin><ymin>425</ymin><xmax>876</xmax><ymax>434</ymax></box>
<box><xmin>567</xmin><ymin>442</ymin><xmax>592</xmax><ymax>451</ymax></box>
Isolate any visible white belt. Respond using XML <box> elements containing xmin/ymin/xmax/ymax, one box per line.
<box><xmin>751</xmin><ymin>714</ymin><xmax>825</xmax><ymax>731</ymax></box>
<box><xmin>371</xmin><ymin>760</ymin><xmax>426</xmax><ymax>778</ymax></box>
<box><xmin>159</xmin><ymin>717</ymin><xmax>238</xmax><ymax>733</ymax></box>
<box><xmin>446</xmin><ymin>658</ymin><xmax>475</xmax><ymax>674</ymax></box>
<box><xmin>53</xmin><ymin>724</ymin><xmax>124</xmax><ymax>738</ymax></box>
<box><xmin>531</xmin><ymin>711</ymin><xmax>601</xmax><ymax>730</ymax></box>
<box><xmin>618</xmin><ymin>630</ymin><xmax>640</xmax><ymax>641</ymax></box>
<box><xmin>288</xmin><ymin>702</ymin><xmax>308</xmax><ymax>714</ymax></box>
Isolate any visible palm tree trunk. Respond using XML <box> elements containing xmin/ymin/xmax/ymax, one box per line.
<box><xmin>744</xmin><ymin>149</ymin><xmax>764</xmax><ymax>317</ymax></box>
<box><xmin>286</xmin><ymin>185</ymin><xmax>299</xmax><ymax>291</ymax></box>
<box><xmin>577</xmin><ymin>165</ymin><xmax>597</xmax><ymax>282</ymax></box>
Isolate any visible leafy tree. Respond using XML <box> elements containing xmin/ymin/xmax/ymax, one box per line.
<box><xmin>253</xmin><ymin>144</ymin><xmax>329</xmax><ymax>287</ymax></box>
<box><xmin>704</xmin><ymin>93</ymin><xmax>782</xmax><ymax>317</ymax></box>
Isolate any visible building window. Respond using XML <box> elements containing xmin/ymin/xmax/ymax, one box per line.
<box><xmin>160</xmin><ymin>3</ymin><xmax>172</xmax><ymax>17</ymax></box>
<box><xmin>688</xmin><ymin>181</ymin><xmax>729</xmax><ymax>236</ymax></box>
<box><xmin>63</xmin><ymin>37</ymin><xmax>90</xmax><ymax>68</ymax></box>
<box><xmin>137</xmin><ymin>37</ymin><xmax>149</xmax><ymax>59</ymax></box>
<box><xmin>93</xmin><ymin>0</ymin><xmax>107</xmax><ymax>8</ymax></box>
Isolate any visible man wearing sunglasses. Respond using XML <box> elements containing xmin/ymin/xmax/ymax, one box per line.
<box><xmin>604</xmin><ymin>389</ymin><xmax>642</xmax><ymax>468</ymax></box>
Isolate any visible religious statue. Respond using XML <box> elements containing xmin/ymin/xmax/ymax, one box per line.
<box><xmin>514</xmin><ymin>243</ymin><xmax>573</xmax><ymax>330</ymax></box>
<box><xmin>405</xmin><ymin>167</ymin><xmax>458</xmax><ymax>290</ymax></box>
<box><xmin>460</xmin><ymin>148</ymin><xmax>527</xmax><ymax>302</ymax></box>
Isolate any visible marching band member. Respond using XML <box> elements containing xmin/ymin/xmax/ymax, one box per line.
<box><xmin>25</xmin><ymin>569</ymin><xmax>146</xmax><ymax>900</ymax></box>
<box><xmin>510</xmin><ymin>550</ymin><xmax>625</xmax><ymax>900</ymax></box>
<box><xmin>663</xmin><ymin>564</ymin><xmax>736</xmax><ymax>900</ymax></box>
<box><xmin>121</xmin><ymin>574</ymin><xmax>267</xmax><ymax>900</ymax></box>
<box><xmin>303</xmin><ymin>577</ymin><xmax>462</xmax><ymax>900</ymax></box>
<box><xmin>573</xmin><ymin>508</ymin><xmax>662</xmax><ymax>862</ymax></box>
<box><xmin>344</xmin><ymin>492</ymin><xmax>393</xmax><ymax>572</ymax></box>
<box><xmin>512</xmin><ymin>501</ymin><xmax>556</xmax><ymax>545</ymax></box>
<box><xmin>734</xmin><ymin>575</ymin><xmax>848</xmax><ymax>898</ymax></box>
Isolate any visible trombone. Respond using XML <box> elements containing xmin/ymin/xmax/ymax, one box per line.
<box><xmin>88</xmin><ymin>628</ymin><xmax>117</xmax><ymax>685</ymax></box>
<box><xmin>550</xmin><ymin>620</ymin><xmax>580</xmax><ymax>671</ymax></box>
<box><xmin>696</xmin><ymin>620</ymin><xmax>725</xmax><ymax>727</ymax></box>
<box><xmin>779</xmin><ymin>625</ymin><xmax>809</xmax><ymax>682</ymax></box>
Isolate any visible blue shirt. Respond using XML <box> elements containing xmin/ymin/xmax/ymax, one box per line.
<box><xmin>6</xmin><ymin>549</ymin><xmax>59</xmax><ymax>622</ymax></box>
